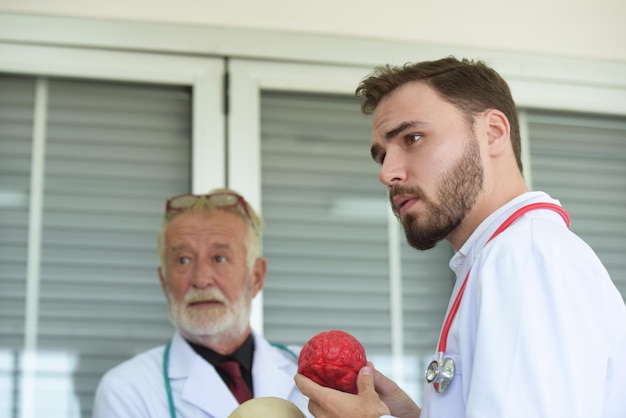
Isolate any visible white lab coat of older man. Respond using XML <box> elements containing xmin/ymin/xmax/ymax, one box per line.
<box><xmin>93</xmin><ymin>330</ymin><xmax>311</xmax><ymax>418</ymax></box>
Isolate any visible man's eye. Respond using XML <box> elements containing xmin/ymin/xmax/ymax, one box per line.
<box><xmin>407</xmin><ymin>134</ymin><xmax>422</xmax><ymax>144</ymax></box>
<box><xmin>214</xmin><ymin>255</ymin><xmax>228</xmax><ymax>263</ymax></box>
<box><xmin>372</xmin><ymin>152</ymin><xmax>385</xmax><ymax>166</ymax></box>
<box><xmin>177</xmin><ymin>256</ymin><xmax>191</xmax><ymax>265</ymax></box>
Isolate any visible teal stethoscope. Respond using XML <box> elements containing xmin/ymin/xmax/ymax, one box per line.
<box><xmin>162</xmin><ymin>339</ymin><xmax>298</xmax><ymax>418</ymax></box>
<box><xmin>424</xmin><ymin>203</ymin><xmax>570</xmax><ymax>393</ymax></box>
<box><xmin>163</xmin><ymin>342</ymin><xmax>177</xmax><ymax>418</ymax></box>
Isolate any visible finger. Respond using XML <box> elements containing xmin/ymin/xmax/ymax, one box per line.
<box><xmin>295</xmin><ymin>373</ymin><xmax>314</xmax><ymax>396</ymax></box>
<box><xmin>356</xmin><ymin>364</ymin><xmax>376</xmax><ymax>395</ymax></box>
<box><xmin>307</xmin><ymin>398</ymin><xmax>322</xmax><ymax>418</ymax></box>
<box><xmin>370</xmin><ymin>363</ymin><xmax>399</xmax><ymax>396</ymax></box>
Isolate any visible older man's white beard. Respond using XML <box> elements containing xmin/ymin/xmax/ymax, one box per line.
<box><xmin>166</xmin><ymin>282</ymin><xmax>252</xmax><ymax>345</ymax></box>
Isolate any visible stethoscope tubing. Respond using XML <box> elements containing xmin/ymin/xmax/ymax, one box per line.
<box><xmin>163</xmin><ymin>341</ymin><xmax>177</xmax><ymax>418</ymax></box>
<box><xmin>429</xmin><ymin>202</ymin><xmax>570</xmax><ymax>390</ymax></box>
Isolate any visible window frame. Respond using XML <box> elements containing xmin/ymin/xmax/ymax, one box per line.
<box><xmin>1</xmin><ymin>12</ymin><xmax>624</xmax><ymax>117</ymax></box>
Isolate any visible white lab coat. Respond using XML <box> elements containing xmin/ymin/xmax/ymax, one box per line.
<box><xmin>92</xmin><ymin>330</ymin><xmax>312</xmax><ymax>418</ymax></box>
<box><xmin>419</xmin><ymin>192</ymin><xmax>626</xmax><ymax>418</ymax></box>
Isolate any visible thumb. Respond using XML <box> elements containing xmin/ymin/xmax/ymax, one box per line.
<box><xmin>356</xmin><ymin>363</ymin><xmax>376</xmax><ymax>394</ymax></box>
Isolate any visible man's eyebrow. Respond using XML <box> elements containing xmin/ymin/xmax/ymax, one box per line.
<box><xmin>170</xmin><ymin>244</ymin><xmax>186</xmax><ymax>252</ymax></box>
<box><xmin>385</xmin><ymin>120</ymin><xmax>428</xmax><ymax>140</ymax></box>
<box><xmin>168</xmin><ymin>242</ymin><xmax>231</xmax><ymax>252</ymax></box>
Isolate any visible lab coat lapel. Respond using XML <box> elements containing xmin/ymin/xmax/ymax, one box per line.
<box><xmin>251</xmin><ymin>332</ymin><xmax>299</xmax><ymax>400</ymax></box>
<box><xmin>168</xmin><ymin>333</ymin><xmax>239</xmax><ymax>417</ymax></box>
<box><xmin>183</xmin><ymin>356</ymin><xmax>239</xmax><ymax>417</ymax></box>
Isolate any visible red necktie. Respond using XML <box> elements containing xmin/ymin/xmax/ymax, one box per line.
<box><xmin>216</xmin><ymin>360</ymin><xmax>253</xmax><ymax>404</ymax></box>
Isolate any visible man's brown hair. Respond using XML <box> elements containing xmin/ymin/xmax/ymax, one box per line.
<box><xmin>355</xmin><ymin>56</ymin><xmax>522</xmax><ymax>172</ymax></box>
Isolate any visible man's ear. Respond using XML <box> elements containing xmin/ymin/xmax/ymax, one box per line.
<box><xmin>251</xmin><ymin>257</ymin><xmax>267</xmax><ymax>297</ymax></box>
<box><xmin>158</xmin><ymin>266</ymin><xmax>167</xmax><ymax>294</ymax></box>
<box><xmin>485</xmin><ymin>109</ymin><xmax>511</xmax><ymax>156</ymax></box>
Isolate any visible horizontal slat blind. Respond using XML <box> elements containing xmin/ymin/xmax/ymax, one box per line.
<box><xmin>401</xmin><ymin>220</ymin><xmax>454</xmax><ymax>402</ymax></box>
<box><xmin>402</xmin><ymin>242</ymin><xmax>454</xmax><ymax>352</ymax></box>
<box><xmin>0</xmin><ymin>76</ymin><xmax>35</xmax><ymax>350</ymax></box>
<box><xmin>528</xmin><ymin>110</ymin><xmax>626</xmax><ymax>300</ymax></box>
<box><xmin>260</xmin><ymin>91</ymin><xmax>392</xmax><ymax>355</ymax></box>
<box><xmin>38</xmin><ymin>78</ymin><xmax>192</xmax><ymax>416</ymax></box>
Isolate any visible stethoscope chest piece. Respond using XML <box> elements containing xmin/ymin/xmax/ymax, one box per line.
<box><xmin>425</xmin><ymin>354</ymin><xmax>455</xmax><ymax>393</ymax></box>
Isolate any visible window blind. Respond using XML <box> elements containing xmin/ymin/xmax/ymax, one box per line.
<box><xmin>0</xmin><ymin>75</ymin><xmax>192</xmax><ymax>417</ymax></box>
<box><xmin>41</xmin><ymin>78</ymin><xmax>191</xmax><ymax>415</ymax></box>
<box><xmin>0</xmin><ymin>76</ymin><xmax>35</xmax><ymax>351</ymax></box>
<box><xmin>260</xmin><ymin>91</ymin><xmax>392</xmax><ymax>351</ymax></box>
<box><xmin>528</xmin><ymin>110</ymin><xmax>626</xmax><ymax>300</ymax></box>
<box><xmin>401</xmin><ymin>239</ymin><xmax>454</xmax><ymax>398</ymax></box>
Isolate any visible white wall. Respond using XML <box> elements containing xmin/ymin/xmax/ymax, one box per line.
<box><xmin>0</xmin><ymin>0</ymin><xmax>625</xmax><ymax>62</ymax></box>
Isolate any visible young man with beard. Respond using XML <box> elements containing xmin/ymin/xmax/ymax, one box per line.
<box><xmin>93</xmin><ymin>188</ymin><xmax>311</xmax><ymax>418</ymax></box>
<box><xmin>295</xmin><ymin>57</ymin><xmax>626</xmax><ymax>418</ymax></box>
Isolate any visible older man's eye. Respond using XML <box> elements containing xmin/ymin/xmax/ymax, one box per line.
<box><xmin>214</xmin><ymin>255</ymin><xmax>228</xmax><ymax>263</ymax></box>
<box><xmin>177</xmin><ymin>256</ymin><xmax>191</xmax><ymax>265</ymax></box>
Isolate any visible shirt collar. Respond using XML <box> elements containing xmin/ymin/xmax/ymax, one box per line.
<box><xmin>449</xmin><ymin>191</ymin><xmax>553</xmax><ymax>274</ymax></box>
<box><xmin>186</xmin><ymin>333</ymin><xmax>255</xmax><ymax>372</ymax></box>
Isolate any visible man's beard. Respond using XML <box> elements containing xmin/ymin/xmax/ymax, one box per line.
<box><xmin>390</xmin><ymin>134</ymin><xmax>484</xmax><ymax>251</ymax></box>
<box><xmin>164</xmin><ymin>278</ymin><xmax>253</xmax><ymax>345</ymax></box>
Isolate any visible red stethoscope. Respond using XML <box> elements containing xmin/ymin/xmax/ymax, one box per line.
<box><xmin>425</xmin><ymin>202</ymin><xmax>571</xmax><ymax>393</ymax></box>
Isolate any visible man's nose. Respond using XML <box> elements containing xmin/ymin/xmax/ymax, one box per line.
<box><xmin>379</xmin><ymin>151</ymin><xmax>407</xmax><ymax>186</ymax></box>
<box><xmin>191</xmin><ymin>261</ymin><xmax>216</xmax><ymax>288</ymax></box>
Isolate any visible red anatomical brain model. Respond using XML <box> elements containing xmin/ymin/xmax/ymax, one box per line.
<box><xmin>297</xmin><ymin>330</ymin><xmax>367</xmax><ymax>394</ymax></box>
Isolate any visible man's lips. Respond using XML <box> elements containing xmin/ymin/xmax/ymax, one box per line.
<box><xmin>392</xmin><ymin>195</ymin><xmax>419</xmax><ymax>216</ymax></box>
<box><xmin>187</xmin><ymin>299</ymin><xmax>223</xmax><ymax>307</ymax></box>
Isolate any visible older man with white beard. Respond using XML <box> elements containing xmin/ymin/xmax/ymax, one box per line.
<box><xmin>93</xmin><ymin>188</ymin><xmax>311</xmax><ymax>418</ymax></box>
